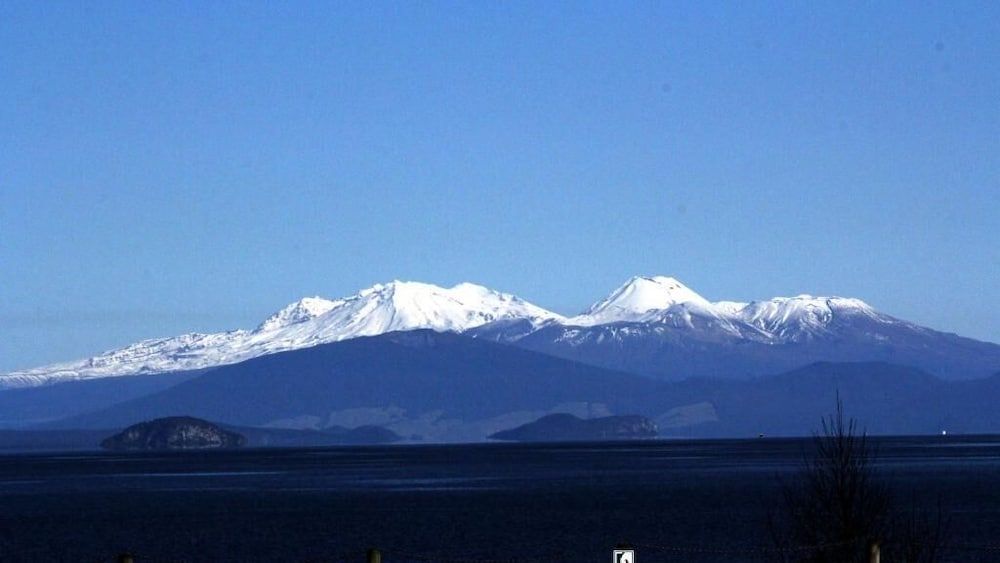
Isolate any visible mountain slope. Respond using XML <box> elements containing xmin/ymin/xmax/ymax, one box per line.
<box><xmin>47</xmin><ymin>333</ymin><xmax>1000</xmax><ymax>440</ymax></box>
<box><xmin>0</xmin><ymin>369</ymin><xmax>204</xmax><ymax>428</ymax></box>
<box><xmin>52</xmin><ymin>331</ymin><xmax>666</xmax><ymax>441</ymax></box>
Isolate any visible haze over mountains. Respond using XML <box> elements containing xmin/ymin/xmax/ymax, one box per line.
<box><xmin>4</xmin><ymin>276</ymin><xmax>998</xmax><ymax>389</ymax></box>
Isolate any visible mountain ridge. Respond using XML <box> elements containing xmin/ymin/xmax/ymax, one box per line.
<box><xmin>0</xmin><ymin>280</ymin><xmax>562</xmax><ymax>388</ymax></box>
<box><xmin>3</xmin><ymin>276</ymin><xmax>998</xmax><ymax>388</ymax></box>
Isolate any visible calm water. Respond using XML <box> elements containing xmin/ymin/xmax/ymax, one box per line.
<box><xmin>1</xmin><ymin>436</ymin><xmax>1000</xmax><ymax>562</ymax></box>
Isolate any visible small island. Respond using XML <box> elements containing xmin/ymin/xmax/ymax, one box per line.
<box><xmin>101</xmin><ymin>416</ymin><xmax>246</xmax><ymax>451</ymax></box>
<box><xmin>490</xmin><ymin>413</ymin><xmax>658</xmax><ymax>442</ymax></box>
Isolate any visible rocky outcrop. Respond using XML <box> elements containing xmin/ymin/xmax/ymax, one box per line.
<box><xmin>101</xmin><ymin>416</ymin><xmax>245</xmax><ymax>451</ymax></box>
<box><xmin>489</xmin><ymin>413</ymin><xmax>658</xmax><ymax>442</ymax></box>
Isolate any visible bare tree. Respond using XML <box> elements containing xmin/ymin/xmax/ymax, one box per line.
<box><xmin>771</xmin><ymin>398</ymin><xmax>891</xmax><ymax>562</ymax></box>
<box><xmin>771</xmin><ymin>399</ymin><xmax>949</xmax><ymax>562</ymax></box>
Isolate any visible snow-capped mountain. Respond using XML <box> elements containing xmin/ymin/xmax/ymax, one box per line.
<box><xmin>568</xmin><ymin>276</ymin><xmax>716</xmax><ymax>325</ymax></box>
<box><xmin>4</xmin><ymin>275</ymin><xmax>999</xmax><ymax>389</ymax></box>
<box><xmin>559</xmin><ymin>276</ymin><xmax>890</xmax><ymax>342</ymax></box>
<box><xmin>734</xmin><ymin>295</ymin><xmax>891</xmax><ymax>341</ymax></box>
<box><xmin>471</xmin><ymin>276</ymin><xmax>1000</xmax><ymax>381</ymax></box>
<box><xmin>0</xmin><ymin>281</ymin><xmax>562</xmax><ymax>389</ymax></box>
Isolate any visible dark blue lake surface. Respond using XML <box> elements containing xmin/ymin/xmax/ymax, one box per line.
<box><xmin>1</xmin><ymin>436</ymin><xmax>1000</xmax><ymax>562</ymax></box>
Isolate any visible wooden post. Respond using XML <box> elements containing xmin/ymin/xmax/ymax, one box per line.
<box><xmin>366</xmin><ymin>548</ymin><xmax>382</xmax><ymax>563</ymax></box>
<box><xmin>869</xmin><ymin>541</ymin><xmax>880</xmax><ymax>563</ymax></box>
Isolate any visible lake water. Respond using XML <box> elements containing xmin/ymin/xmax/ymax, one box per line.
<box><xmin>1</xmin><ymin>436</ymin><xmax>1000</xmax><ymax>562</ymax></box>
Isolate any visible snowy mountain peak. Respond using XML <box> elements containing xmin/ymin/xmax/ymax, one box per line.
<box><xmin>573</xmin><ymin>276</ymin><xmax>713</xmax><ymax>325</ymax></box>
<box><xmin>337</xmin><ymin>280</ymin><xmax>562</xmax><ymax>333</ymax></box>
<box><xmin>735</xmin><ymin>295</ymin><xmax>882</xmax><ymax>340</ymax></box>
<box><xmin>256</xmin><ymin>296</ymin><xmax>340</xmax><ymax>332</ymax></box>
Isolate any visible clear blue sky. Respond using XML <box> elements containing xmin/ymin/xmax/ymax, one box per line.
<box><xmin>2</xmin><ymin>2</ymin><xmax>998</xmax><ymax>371</ymax></box>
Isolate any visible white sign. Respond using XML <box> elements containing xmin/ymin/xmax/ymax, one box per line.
<box><xmin>613</xmin><ymin>549</ymin><xmax>634</xmax><ymax>563</ymax></box>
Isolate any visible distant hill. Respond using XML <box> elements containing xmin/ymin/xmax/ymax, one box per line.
<box><xmin>101</xmin><ymin>417</ymin><xmax>246</xmax><ymax>451</ymax></box>
<box><xmin>490</xmin><ymin>414</ymin><xmax>657</xmax><ymax>442</ymax></box>
<box><xmin>40</xmin><ymin>331</ymin><xmax>1000</xmax><ymax>441</ymax></box>
<box><xmin>655</xmin><ymin>363</ymin><xmax>1000</xmax><ymax>437</ymax></box>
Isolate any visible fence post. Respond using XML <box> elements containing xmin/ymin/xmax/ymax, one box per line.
<box><xmin>367</xmin><ymin>548</ymin><xmax>382</xmax><ymax>563</ymax></box>
<box><xmin>869</xmin><ymin>541</ymin><xmax>880</xmax><ymax>563</ymax></box>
